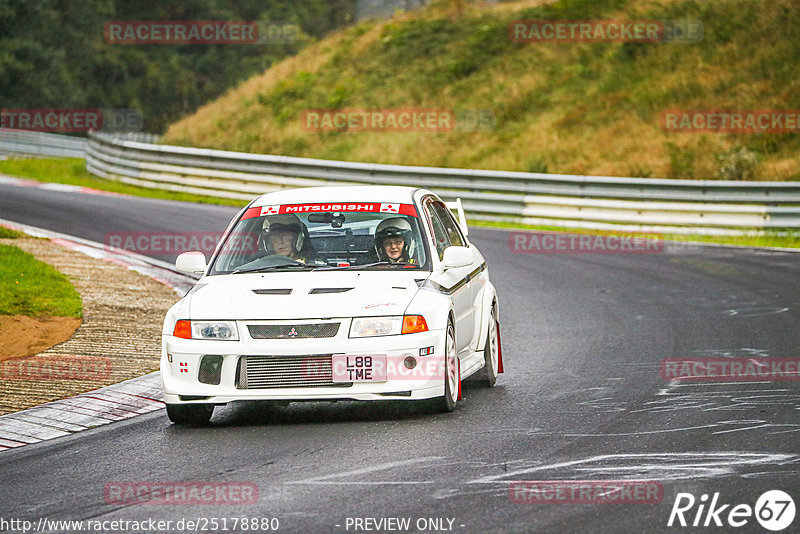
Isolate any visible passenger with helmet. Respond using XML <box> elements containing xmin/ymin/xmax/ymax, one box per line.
<box><xmin>374</xmin><ymin>217</ymin><xmax>416</xmax><ymax>264</ymax></box>
<box><xmin>260</xmin><ymin>214</ymin><xmax>324</xmax><ymax>265</ymax></box>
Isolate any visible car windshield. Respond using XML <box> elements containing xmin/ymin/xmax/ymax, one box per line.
<box><xmin>209</xmin><ymin>204</ymin><xmax>430</xmax><ymax>274</ymax></box>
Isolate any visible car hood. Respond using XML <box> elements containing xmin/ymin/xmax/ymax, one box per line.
<box><xmin>185</xmin><ymin>270</ymin><xmax>430</xmax><ymax>320</ymax></box>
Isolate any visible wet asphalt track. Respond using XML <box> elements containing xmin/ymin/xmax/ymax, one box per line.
<box><xmin>1</xmin><ymin>181</ymin><xmax>799</xmax><ymax>533</ymax></box>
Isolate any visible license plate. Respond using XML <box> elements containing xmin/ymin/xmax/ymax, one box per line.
<box><xmin>332</xmin><ymin>355</ymin><xmax>387</xmax><ymax>382</ymax></box>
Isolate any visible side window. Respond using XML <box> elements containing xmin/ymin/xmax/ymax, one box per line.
<box><xmin>425</xmin><ymin>201</ymin><xmax>450</xmax><ymax>261</ymax></box>
<box><xmin>431</xmin><ymin>201</ymin><xmax>465</xmax><ymax>247</ymax></box>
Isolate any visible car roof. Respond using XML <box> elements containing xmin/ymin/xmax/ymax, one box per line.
<box><xmin>250</xmin><ymin>185</ymin><xmax>430</xmax><ymax>207</ymax></box>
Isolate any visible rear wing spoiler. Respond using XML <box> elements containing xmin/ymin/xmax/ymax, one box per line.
<box><xmin>444</xmin><ymin>198</ymin><xmax>469</xmax><ymax>237</ymax></box>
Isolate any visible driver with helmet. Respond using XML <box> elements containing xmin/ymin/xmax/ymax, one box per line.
<box><xmin>260</xmin><ymin>214</ymin><xmax>324</xmax><ymax>265</ymax></box>
<box><xmin>374</xmin><ymin>217</ymin><xmax>416</xmax><ymax>264</ymax></box>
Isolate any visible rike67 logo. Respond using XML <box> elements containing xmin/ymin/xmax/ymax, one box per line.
<box><xmin>668</xmin><ymin>490</ymin><xmax>795</xmax><ymax>531</ymax></box>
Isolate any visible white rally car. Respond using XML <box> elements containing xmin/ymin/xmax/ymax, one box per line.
<box><xmin>161</xmin><ymin>186</ymin><xmax>502</xmax><ymax>424</ymax></box>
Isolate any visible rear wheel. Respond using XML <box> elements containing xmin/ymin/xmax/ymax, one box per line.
<box><xmin>480</xmin><ymin>305</ymin><xmax>499</xmax><ymax>387</ymax></box>
<box><xmin>438</xmin><ymin>322</ymin><xmax>460</xmax><ymax>413</ymax></box>
<box><xmin>166</xmin><ymin>403</ymin><xmax>214</xmax><ymax>425</ymax></box>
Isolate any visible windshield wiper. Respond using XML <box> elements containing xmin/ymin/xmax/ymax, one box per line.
<box><xmin>231</xmin><ymin>264</ymin><xmax>316</xmax><ymax>274</ymax></box>
<box><xmin>314</xmin><ymin>261</ymin><xmax>418</xmax><ymax>271</ymax></box>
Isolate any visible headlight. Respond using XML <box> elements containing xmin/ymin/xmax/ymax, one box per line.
<box><xmin>349</xmin><ymin>315</ymin><xmax>428</xmax><ymax>337</ymax></box>
<box><xmin>349</xmin><ymin>316</ymin><xmax>403</xmax><ymax>337</ymax></box>
<box><xmin>193</xmin><ymin>321</ymin><xmax>239</xmax><ymax>340</ymax></box>
<box><xmin>173</xmin><ymin>320</ymin><xmax>239</xmax><ymax>340</ymax></box>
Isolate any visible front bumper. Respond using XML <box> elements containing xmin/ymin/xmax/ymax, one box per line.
<box><xmin>161</xmin><ymin>328</ymin><xmax>446</xmax><ymax>404</ymax></box>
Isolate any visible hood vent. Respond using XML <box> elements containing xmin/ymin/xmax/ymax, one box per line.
<box><xmin>309</xmin><ymin>287</ymin><xmax>353</xmax><ymax>294</ymax></box>
<box><xmin>252</xmin><ymin>288</ymin><xmax>293</xmax><ymax>295</ymax></box>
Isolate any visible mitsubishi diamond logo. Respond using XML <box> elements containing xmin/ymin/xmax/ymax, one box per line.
<box><xmin>260</xmin><ymin>205</ymin><xmax>280</xmax><ymax>215</ymax></box>
<box><xmin>288</xmin><ymin>327</ymin><xmax>299</xmax><ymax>338</ymax></box>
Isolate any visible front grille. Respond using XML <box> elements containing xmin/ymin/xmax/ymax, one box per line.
<box><xmin>248</xmin><ymin>322</ymin><xmax>340</xmax><ymax>339</ymax></box>
<box><xmin>236</xmin><ymin>355</ymin><xmax>352</xmax><ymax>389</ymax></box>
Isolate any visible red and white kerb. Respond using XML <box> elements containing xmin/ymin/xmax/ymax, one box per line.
<box><xmin>242</xmin><ymin>202</ymin><xmax>418</xmax><ymax>220</ymax></box>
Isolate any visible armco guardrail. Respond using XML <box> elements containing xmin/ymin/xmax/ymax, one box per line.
<box><xmin>85</xmin><ymin>131</ymin><xmax>800</xmax><ymax>234</ymax></box>
<box><xmin>0</xmin><ymin>129</ymin><xmax>88</xmax><ymax>159</ymax></box>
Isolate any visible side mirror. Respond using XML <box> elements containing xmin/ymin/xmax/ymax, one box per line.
<box><xmin>176</xmin><ymin>251</ymin><xmax>207</xmax><ymax>275</ymax></box>
<box><xmin>442</xmin><ymin>246</ymin><xmax>472</xmax><ymax>269</ymax></box>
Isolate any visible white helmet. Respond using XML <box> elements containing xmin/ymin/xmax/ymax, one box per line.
<box><xmin>261</xmin><ymin>213</ymin><xmax>306</xmax><ymax>253</ymax></box>
<box><xmin>374</xmin><ymin>217</ymin><xmax>414</xmax><ymax>261</ymax></box>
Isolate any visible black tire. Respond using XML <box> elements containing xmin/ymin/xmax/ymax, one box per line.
<box><xmin>166</xmin><ymin>403</ymin><xmax>214</xmax><ymax>425</ymax></box>
<box><xmin>438</xmin><ymin>322</ymin><xmax>460</xmax><ymax>413</ymax></box>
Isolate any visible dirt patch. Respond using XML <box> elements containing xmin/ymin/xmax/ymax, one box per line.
<box><xmin>0</xmin><ymin>315</ymin><xmax>82</xmax><ymax>361</ymax></box>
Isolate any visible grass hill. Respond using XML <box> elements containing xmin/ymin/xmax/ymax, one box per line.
<box><xmin>163</xmin><ymin>0</ymin><xmax>800</xmax><ymax>181</ymax></box>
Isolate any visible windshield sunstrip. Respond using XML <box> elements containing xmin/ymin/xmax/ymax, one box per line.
<box><xmin>242</xmin><ymin>202</ymin><xmax>418</xmax><ymax>219</ymax></box>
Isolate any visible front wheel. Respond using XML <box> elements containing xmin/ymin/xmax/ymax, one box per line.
<box><xmin>166</xmin><ymin>403</ymin><xmax>214</xmax><ymax>425</ymax></box>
